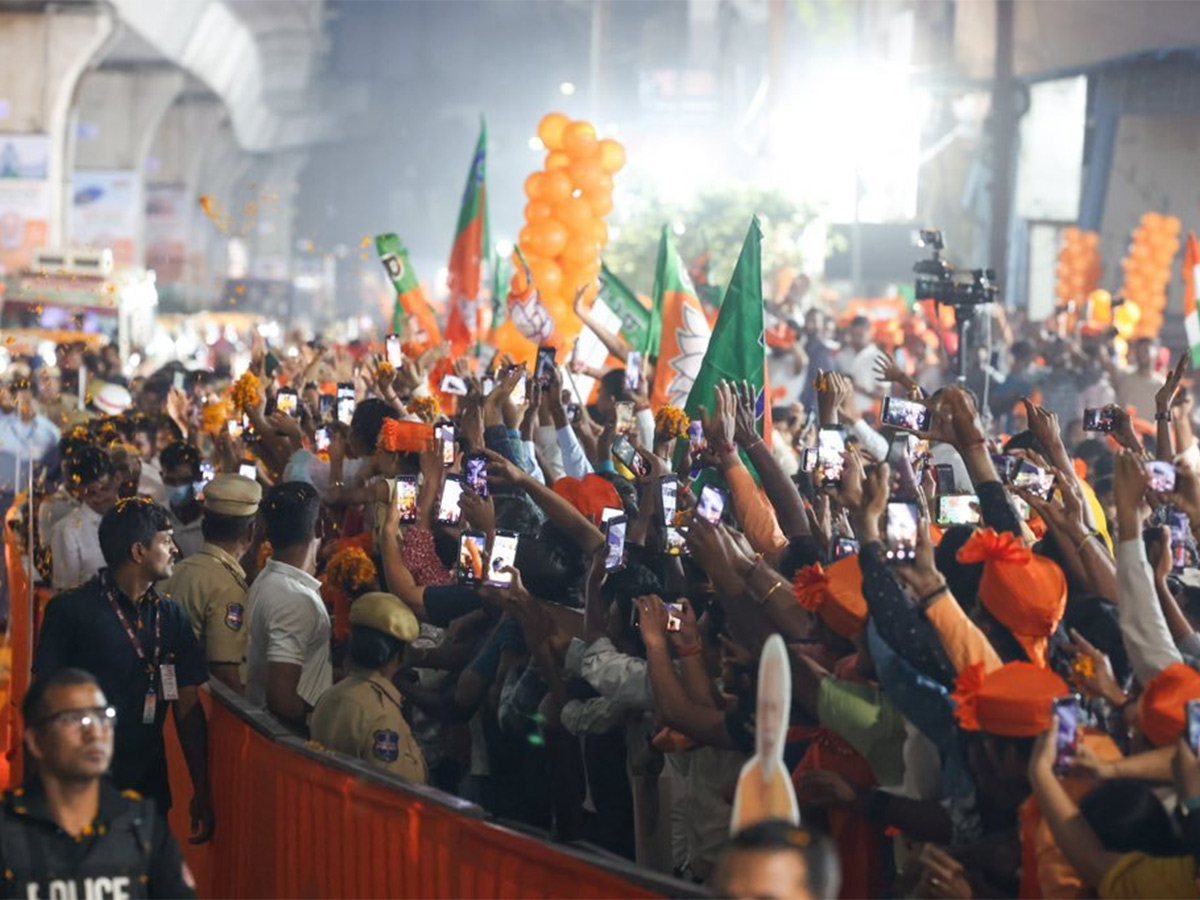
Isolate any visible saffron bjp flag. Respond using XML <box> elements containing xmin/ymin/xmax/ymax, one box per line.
<box><xmin>446</xmin><ymin>121</ymin><xmax>488</xmax><ymax>352</ymax></box>
<box><xmin>375</xmin><ymin>233</ymin><xmax>441</xmax><ymax>350</ymax></box>
<box><xmin>1184</xmin><ymin>232</ymin><xmax>1200</xmax><ymax>368</ymax></box>
<box><xmin>649</xmin><ymin>226</ymin><xmax>711</xmax><ymax>408</ymax></box>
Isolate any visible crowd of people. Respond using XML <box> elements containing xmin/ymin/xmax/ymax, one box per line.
<box><xmin>2</xmin><ymin>288</ymin><xmax>1200</xmax><ymax>900</ymax></box>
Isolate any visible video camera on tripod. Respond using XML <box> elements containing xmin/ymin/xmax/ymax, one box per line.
<box><xmin>913</xmin><ymin>229</ymin><xmax>999</xmax><ymax>308</ymax></box>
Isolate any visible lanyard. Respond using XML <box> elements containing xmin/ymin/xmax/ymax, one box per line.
<box><xmin>102</xmin><ymin>577</ymin><xmax>161</xmax><ymax>684</ymax></box>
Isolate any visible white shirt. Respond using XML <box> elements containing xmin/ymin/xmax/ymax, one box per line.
<box><xmin>167</xmin><ymin>507</ymin><xmax>204</xmax><ymax>560</ymax></box>
<box><xmin>138</xmin><ymin>458</ymin><xmax>168</xmax><ymax>505</ymax></box>
<box><xmin>49</xmin><ymin>504</ymin><xmax>105</xmax><ymax>590</ymax></box>
<box><xmin>245</xmin><ymin>558</ymin><xmax>332</xmax><ymax>712</ymax></box>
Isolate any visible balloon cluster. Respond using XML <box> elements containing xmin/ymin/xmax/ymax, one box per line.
<box><xmin>1120</xmin><ymin>212</ymin><xmax>1181</xmax><ymax>338</ymax></box>
<box><xmin>1055</xmin><ymin>227</ymin><xmax>1101</xmax><ymax>307</ymax></box>
<box><xmin>516</xmin><ymin>113</ymin><xmax>626</xmax><ymax>321</ymax></box>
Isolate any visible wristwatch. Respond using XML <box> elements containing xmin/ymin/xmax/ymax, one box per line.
<box><xmin>1156</xmin><ymin>410</ymin><xmax>1173</xmax><ymax>422</ymax></box>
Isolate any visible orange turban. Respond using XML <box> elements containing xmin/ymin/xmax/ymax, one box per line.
<box><xmin>956</xmin><ymin>528</ymin><xmax>1066</xmax><ymax>667</ymax></box>
<box><xmin>952</xmin><ymin>661</ymin><xmax>1068</xmax><ymax>737</ymax></box>
<box><xmin>1138</xmin><ymin>663</ymin><xmax>1200</xmax><ymax>747</ymax></box>
<box><xmin>792</xmin><ymin>556</ymin><xmax>866</xmax><ymax>640</ymax></box>
<box><xmin>377</xmin><ymin>418</ymin><xmax>435</xmax><ymax>454</ymax></box>
<box><xmin>552</xmin><ymin>474</ymin><xmax>622</xmax><ymax>527</ymax></box>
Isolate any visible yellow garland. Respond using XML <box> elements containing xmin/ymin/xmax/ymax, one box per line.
<box><xmin>409</xmin><ymin>395</ymin><xmax>440</xmax><ymax>424</ymax></box>
<box><xmin>323</xmin><ymin>546</ymin><xmax>377</xmax><ymax>594</ymax></box>
<box><xmin>376</xmin><ymin>361</ymin><xmax>395</xmax><ymax>384</ymax></box>
<box><xmin>200</xmin><ymin>400</ymin><xmax>230</xmax><ymax>435</ymax></box>
<box><xmin>654</xmin><ymin>404</ymin><xmax>690</xmax><ymax>440</ymax></box>
<box><xmin>232</xmin><ymin>372</ymin><xmax>262</xmax><ymax>412</ymax></box>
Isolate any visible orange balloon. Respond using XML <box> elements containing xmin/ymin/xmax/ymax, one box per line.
<box><xmin>524</xmin><ymin>172</ymin><xmax>547</xmax><ymax>201</ymax></box>
<box><xmin>562</xmin><ymin>121</ymin><xmax>598</xmax><ymax>159</ymax></box>
<box><xmin>525</xmin><ymin>200</ymin><xmax>553</xmax><ymax>222</ymax></box>
<box><xmin>553</xmin><ymin>196</ymin><xmax>594</xmax><ymax>234</ymax></box>
<box><xmin>527</xmin><ymin>256</ymin><xmax>563</xmax><ymax>295</ymax></box>
<box><xmin>576</xmin><ymin>258</ymin><xmax>601</xmax><ymax>285</ymax></box>
<box><xmin>585</xmin><ymin>189</ymin><xmax>614</xmax><ymax>217</ymax></box>
<box><xmin>590</xmin><ymin>219</ymin><xmax>609</xmax><ymax>246</ymax></box>
<box><xmin>562</xmin><ymin>234</ymin><xmax>600</xmax><ymax>265</ymax></box>
<box><xmin>545</xmin><ymin>151</ymin><xmax>570</xmax><ymax>171</ymax></box>
<box><xmin>519</xmin><ymin>224</ymin><xmax>538</xmax><ymax>249</ymax></box>
<box><xmin>597</xmin><ymin>138</ymin><xmax>626</xmax><ymax>174</ymax></box>
<box><xmin>540</xmin><ymin>170</ymin><xmax>573</xmax><ymax>204</ymax></box>
<box><xmin>567</xmin><ymin>159</ymin><xmax>606</xmax><ymax>194</ymax></box>
<box><xmin>537</xmin><ymin>113</ymin><xmax>571</xmax><ymax>152</ymax></box>
<box><xmin>528</xmin><ymin>219</ymin><xmax>569</xmax><ymax>259</ymax></box>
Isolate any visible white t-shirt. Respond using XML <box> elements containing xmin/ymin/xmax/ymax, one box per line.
<box><xmin>244</xmin><ymin>558</ymin><xmax>332</xmax><ymax>712</ymax></box>
<box><xmin>49</xmin><ymin>504</ymin><xmax>105</xmax><ymax>590</ymax></box>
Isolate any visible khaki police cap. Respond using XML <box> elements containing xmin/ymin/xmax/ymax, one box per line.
<box><xmin>350</xmin><ymin>592</ymin><xmax>420</xmax><ymax>643</ymax></box>
<box><xmin>203</xmin><ymin>474</ymin><xmax>262</xmax><ymax>517</ymax></box>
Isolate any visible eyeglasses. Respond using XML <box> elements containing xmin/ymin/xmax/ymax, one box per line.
<box><xmin>36</xmin><ymin>706</ymin><xmax>117</xmax><ymax>732</ymax></box>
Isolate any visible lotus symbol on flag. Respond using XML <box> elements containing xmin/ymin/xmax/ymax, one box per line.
<box><xmin>665</xmin><ymin>302</ymin><xmax>712</xmax><ymax>406</ymax></box>
<box><xmin>509</xmin><ymin>291</ymin><xmax>555</xmax><ymax>343</ymax></box>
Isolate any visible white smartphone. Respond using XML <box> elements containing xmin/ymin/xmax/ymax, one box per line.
<box><xmin>437</xmin><ymin>475</ymin><xmax>464</xmax><ymax>524</ymax></box>
<box><xmin>487</xmin><ymin>531</ymin><xmax>520</xmax><ymax>587</ymax></box>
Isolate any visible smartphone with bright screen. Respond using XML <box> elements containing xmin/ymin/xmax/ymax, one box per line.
<box><xmin>238</xmin><ymin>461</ymin><xmax>257</xmax><ymax>480</ymax></box>
<box><xmin>937</xmin><ymin>494</ymin><xmax>981</xmax><ymax>526</ymax></box>
<box><xmin>314</xmin><ymin>427</ymin><xmax>331</xmax><ymax>452</ymax></box>
<box><xmin>697</xmin><ymin>485</ymin><xmax>726</xmax><ymax>525</ymax></box>
<box><xmin>437</xmin><ymin>476</ymin><xmax>463</xmax><ymax>524</ymax></box>
<box><xmin>600</xmin><ymin>506</ymin><xmax>624</xmax><ymax>524</ymax></box>
<box><xmin>604</xmin><ymin>516</ymin><xmax>627</xmax><ymax>571</ymax></box>
<box><xmin>625</xmin><ymin>351</ymin><xmax>641</xmax><ymax>392</ymax></box>
<box><xmin>510</xmin><ymin>370</ymin><xmax>527</xmax><ymax>407</ymax></box>
<box><xmin>817</xmin><ymin>427</ymin><xmax>846</xmax><ymax>485</ymax></box>
<box><xmin>885</xmin><ymin>501</ymin><xmax>919</xmax><ymax>563</ymax></box>
<box><xmin>1014</xmin><ymin>461</ymin><xmax>1055</xmax><ymax>499</ymax></box>
<box><xmin>385</xmin><ymin>334</ymin><xmax>403</xmax><ymax>367</ymax></box>
<box><xmin>276</xmin><ymin>390</ymin><xmax>298</xmax><ymax>416</ymax></box>
<box><xmin>992</xmin><ymin>453</ymin><xmax>1018</xmax><ymax>484</ymax></box>
<box><xmin>800</xmin><ymin>447</ymin><xmax>817</xmax><ymax>473</ymax></box>
<box><xmin>1146</xmin><ymin>460</ymin><xmax>1177</xmax><ymax>493</ymax></box>
<box><xmin>465</xmin><ymin>453</ymin><xmax>488</xmax><ymax>497</ymax></box>
<box><xmin>457</xmin><ymin>531</ymin><xmax>487</xmax><ymax>585</ymax></box>
<box><xmin>438</xmin><ymin>424</ymin><xmax>456</xmax><ymax>467</ymax></box>
<box><xmin>336</xmin><ymin>383</ymin><xmax>355</xmax><ymax>425</ymax></box>
<box><xmin>1052</xmin><ymin>696</ymin><xmax>1081</xmax><ymax>774</ymax></box>
<box><xmin>665</xmin><ymin>601</ymin><xmax>684</xmax><ymax>632</ymax></box>
<box><xmin>227</xmin><ymin>418</ymin><xmax>244</xmax><ymax>439</ymax></box>
<box><xmin>195</xmin><ymin>461</ymin><xmax>215</xmax><ymax>497</ymax></box>
<box><xmin>612</xmin><ymin>435</ymin><xmax>645</xmax><ymax>476</ymax></box>
<box><xmin>535</xmin><ymin>346</ymin><xmax>556</xmax><ymax>387</ymax></box>
<box><xmin>615</xmin><ymin>402</ymin><xmax>634</xmax><ymax>434</ymax></box>
<box><xmin>394</xmin><ymin>476</ymin><xmax>418</xmax><ymax>523</ymax></box>
<box><xmin>832</xmin><ymin>536</ymin><xmax>860</xmax><ymax>560</ymax></box>
<box><xmin>660</xmin><ymin>475</ymin><xmax>678</xmax><ymax>524</ymax></box>
<box><xmin>1187</xmin><ymin>699</ymin><xmax>1200</xmax><ymax>758</ymax></box>
<box><xmin>880</xmin><ymin>396</ymin><xmax>931</xmax><ymax>432</ymax></box>
<box><xmin>439</xmin><ymin>374</ymin><xmax>468</xmax><ymax>396</ymax></box>
<box><xmin>1083</xmin><ymin>407</ymin><xmax>1116</xmax><ymax>433</ymax></box>
<box><xmin>487</xmin><ymin>531</ymin><xmax>520</xmax><ymax>587</ymax></box>
<box><xmin>1169</xmin><ymin>509</ymin><xmax>1190</xmax><ymax>570</ymax></box>
<box><xmin>665</xmin><ymin>525</ymin><xmax>687</xmax><ymax>556</ymax></box>
<box><xmin>687</xmin><ymin>420</ymin><xmax>705</xmax><ymax>451</ymax></box>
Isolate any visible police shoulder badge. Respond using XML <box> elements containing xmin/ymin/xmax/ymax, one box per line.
<box><xmin>372</xmin><ymin>730</ymin><xmax>400</xmax><ymax>763</ymax></box>
<box><xmin>224</xmin><ymin>603</ymin><xmax>244</xmax><ymax>631</ymax></box>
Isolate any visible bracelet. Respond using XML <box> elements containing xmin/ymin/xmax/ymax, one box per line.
<box><xmin>676</xmin><ymin>643</ymin><xmax>703</xmax><ymax>659</ymax></box>
<box><xmin>917</xmin><ymin>583</ymin><xmax>948</xmax><ymax>610</ymax></box>
<box><xmin>756</xmin><ymin>580</ymin><xmax>788</xmax><ymax>607</ymax></box>
<box><xmin>1075</xmin><ymin>529</ymin><xmax>1099</xmax><ymax>554</ymax></box>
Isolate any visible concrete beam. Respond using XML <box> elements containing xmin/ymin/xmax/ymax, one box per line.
<box><xmin>72</xmin><ymin>68</ymin><xmax>186</xmax><ymax>170</ymax></box>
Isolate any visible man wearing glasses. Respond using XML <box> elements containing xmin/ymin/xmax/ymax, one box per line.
<box><xmin>34</xmin><ymin>497</ymin><xmax>215</xmax><ymax>844</ymax></box>
<box><xmin>0</xmin><ymin>668</ymin><xmax>195</xmax><ymax>898</ymax></box>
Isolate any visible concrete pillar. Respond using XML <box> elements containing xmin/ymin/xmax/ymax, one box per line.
<box><xmin>0</xmin><ymin>7</ymin><xmax>114</xmax><ymax>254</ymax></box>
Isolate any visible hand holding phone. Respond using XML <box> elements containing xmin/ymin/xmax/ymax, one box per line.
<box><xmin>465</xmin><ymin>452</ymin><xmax>489</xmax><ymax>498</ymax></box>
<box><xmin>394</xmin><ymin>476</ymin><xmax>418</xmax><ymax>524</ymax></box>
<box><xmin>817</xmin><ymin>427</ymin><xmax>846</xmax><ymax>485</ymax></box>
<box><xmin>457</xmin><ymin>531</ymin><xmax>487</xmax><ymax>585</ymax></box>
<box><xmin>1052</xmin><ymin>696</ymin><xmax>1081</xmax><ymax>774</ymax></box>
<box><xmin>604</xmin><ymin>516</ymin><xmax>627</xmax><ymax>571</ymax></box>
<box><xmin>697</xmin><ymin>485</ymin><xmax>726</xmax><ymax>525</ymax></box>
<box><xmin>880</xmin><ymin>396</ymin><xmax>932</xmax><ymax>432</ymax></box>
<box><xmin>1083</xmin><ymin>406</ymin><xmax>1116</xmax><ymax>433</ymax></box>
<box><xmin>437</xmin><ymin>475</ymin><xmax>464</xmax><ymax>525</ymax></box>
<box><xmin>885</xmin><ymin>501</ymin><xmax>919</xmax><ymax>563</ymax></box>
<box><xmin>486</xmin><ymin>531</ymin><xmax>520</xmax><ymax>587</ymax></box>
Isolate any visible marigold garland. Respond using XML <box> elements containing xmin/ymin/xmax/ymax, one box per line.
<box><xmin>200</xmin><ymin>400</ymin><xmax>230</xmax><ymax>436</ymax></box>
<box><xmin>232</xmin><ymin>372</ymin><xmax>262</xmax><ymax>412</ymax></box>
<box><xmin>409</xmin><ymin>394</ymin><xmax>440</xmax><ymax>423</ymax></box>
<box><xmin>376</xmin><ymin>361</ymin><xmax>395</xmax><ymax>384</ymax></box>
<box><xmin>323</xmin><ymin>546</ymin><xmax>378</xmax><ymax>594</ymax></box>
<box><xmin>655</xmin><ymin>404</ymin><xmax>690</xmax><ymax>440</ymax></box>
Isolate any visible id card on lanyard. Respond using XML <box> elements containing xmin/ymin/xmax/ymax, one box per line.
<box><xmin>103</xmin><ymin>578</ymin><xmax>165</xmax><ymax>723</ymax></box>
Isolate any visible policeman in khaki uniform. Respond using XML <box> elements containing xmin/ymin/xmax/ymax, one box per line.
<box><xmin>159</xmin><ymin>474</ymin><xmax>261</xmax><ymax>693</ymax></box>
<box><xmin>310</xmin><ymin>592</ymin><xmax>427</xmax><ymax>783</ymax></box>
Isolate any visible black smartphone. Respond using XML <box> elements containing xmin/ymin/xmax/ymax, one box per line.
<box><xmin>612</xmin><ymin>435</ymin><xmax>647</xmax><ymax>477</ymax></box>
<box><xmin>687</xmin><ymin>420</ymin><xmax>705</xmax><ymax>452</ymax></box>
<box><xmin>276</xmin><ymin>388</ymin><xmax>299</xmax><ymax>417</ymax></box>
<box><xmin>884</xmin><ymin>500</ymin><xmax>919</xmax><ymax>563</ymax></box>
<box><xmin>659</xmin><ymin>475</ymin><xmax>678</xmax><ymax>526</ymax></box>
<box><xmin>487</xmin><ymin>530</ymin><xmax>520</xmax><ymax>587</ymax></box>
<box><xmin>438</xmin><ymin>424</ymin><xmax>456</xmax><ymax>467</ymax></box>
<box><xmin>318</xmin><ymin>392</ymin><xmax>334</xmax><ymax>421</ymax></box>
<box><xmin>465</xmin><ymin>452</ymin><xmax>489</xmax><ymax>498</ymax></box>
<box><xmin>937</xmin><ymin>494</ymin><xmax>981</xmax><ymax>526</ymax></box>
<box><xmin>1014</xmin><ymin>460</ymin><xmax>1055</xmax><ymax>500</ymax></box>
<box><xmin>336</xmin><ymin>382</ymin><xmax>356</xmax><ymax>425</ymax></box>
<box><xmin>394</xmin><ymin>475</ymin><xmax>418</xmax><ymax>524</ymax></box>
<box><xmin>832</xmin><ymin>536</ymin><xmax>860</xmax><ymax>560</ymax></box>
<box><xmin>242</xmin><ymin>414</ymin><xmax>258</xmax><ymax>445</ymax></box>
<box><xmin>604</xmin><ymin>515</ymin><xmax>627</xmax><ymax>572</ymax></box>
<box><xmin>817</xmin><ymin>426</ymin><xmax>846</xmax><ymax>486</ymax></box>
<box><xmin>385</xmin><ymin>333</ymin><xmax>403</xmax><ymax>367</ymax></box>
<box><xmin>437</xmin><ymin>475</ymin><xmax>464</xmax><ymax>525</ymax></box>
<box><xmin>665</xmin><ymin>600</ymin><xmax>685</xmax><ymax>633</ymax></box>
<box><xmin>1169</xmin><ymin>509</ymin><xmax>1190</xmax><ymax>571</ymax></box>
<box><xmin>991</xmin><ymin>453</ymin><xmax>1018</xmax><ymax>484</ymax></box>
<box><xmin>665</xmin><ymin>525</ymin><xmax>688</xmax><ymax>556</ymax></box>
<box><xmin>697</xmin><ymin>484</ymin><xmax>727</xmax><ymax>525</ymax></box>
<box><xmin>536</xmin><ymin>345</ymin><xmax>557</xmax><ymax>388</ymax></box>
<box><xmin>1082</xmin><ymin>407</ymin><xmax>1116</xmax><ymax>433</ymax></box>
<box><xmin>457</xmin><ymin>531</ymin><xmax>487</xmax><ymax>585</ymax></box>
<box><xmin>880</xmin><ymin>396</ymin><xmax>931</xmax><ymax>432</ymax></box>
<box><xmin>1052</xmin><ymin>696</ymin><xmax>1081</xmax><ymax>774</ymax></box>
<box><xmin>934</xmin><ymin>463</ymin><xmax>955</xmax><ymax>494</ymax></box>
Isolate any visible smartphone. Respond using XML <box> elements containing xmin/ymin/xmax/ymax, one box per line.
<box><xmin>1187</xmin><ymin>699</ymin><xmax>1200</xmax><ymax>758</ymax></box>
<box><xmin>665</xmin><ymin>525</ymin><xmax>688</xmax><ymax>556</ymax></box>
<box><xmin>238</xmin><ymin>461</ymin><xmax>257</xmax><ymax>480</ymax></box>
<box><xmin>318</xmin><ymin>392</ymin><xmax>334</xmax><ymax>421</ymax></box>
<box><xmin>880</xmin><ymin>396</ymin><xmax>931</xmax><ymax>432</ymax></box>
<box><xmin>336</xmin><ymin>382</ymin><xmax>356</xmax><ymax>426</ymax></box>
<box><xmin>1014</xmin><ymin>460</ymin><xmax>1055</xmax><ymax>500</ymax></box>
<box><xmin>604</xmin><ymin>515</ymin><xmax>627</xmax><ymax>571</ymax></box>
<box><xmin>487</xmin><ymin>530</ymin><xmax>520</xmax><ymax>587</ymax></box>
<box><xmin>1083</xmin><ymin>406</ymin><xmax>1116</xmax><ymax>433</ymax></box>
<box><xmin>394</xmin><ymin>475</ymin><xmax>418</xmax><ymax>524</ymax></box>
<box><xmin>934</xmin><ymin>463</ymin><xmax>955</xmax><ymax>494</ymax></box>
<box><xmin>687</xmin><ymin>420</ymin><xmax>706</xmax><ymax>451</ymax></box>
<box><xmin>535</xmin><ymin>345</ymin><xmax>557</xmax><ymax>388</ymax></box>
<box><xmin>241</xmin><ymin>414</ymin><xmax>258</xmax><ymax>445</ymax></box>
<box><xmin>817</xmin><ymin>426</ymin><xmax>846</xmax><ymax>486</ymax></box>
<box><xmin>173</xmin><ymin>370</ymin><xmax>187</xmax><ymax>393</ymax></box>
<box><xmin>625</xmin><ymin>351</ymin><xmax>641</xmax><ymax>392</ymax></box>
<box><xmin>276</xmin><ymin>389</ymin><xmax>298</xmax><ymax>417</ymax></box>
<box><xmin>937</xmin><ymin>494</ymin><xmax>981</xmax><ymax>526</ymax></box>
<box><xmin>615</xmin><ymin>401</ymin><xmax>634</xmax><ymax>434</ymax></box>
<box><xmin>659</xmin><ymin>475</ymin><xmax>678</xmax><ymax>525</ymax></box>
<box><xmin>665</xmin><ymin>600</ymin><xmax>684</xmax><ymax>633</ymax></box>
<box><xmin>195</xmin><ymin>461</ymin><xmax>216</xmax><ymax>496</ymax></box>
<box><xmin>314</xmin><ymin>426</ymin><xmax>331</xmax><ymax>453</ymax></box>
<box><xmin>457</xmin><ymin>531</ymin><xmax>487</xmax><ymax>585</ymax></box>
<box><xmin>385</xmin><ymin>333</ymin><xmax>403</xmax><ymax>367</ymax></box>
<box><xmin>437</xmin><ymin>475</ymin><xmax>464</xmax><ymax>525</ymax></box>
<box><xmin>832</xmin><ymin>536</ymin><xmax>860</xmax><ymax>560</ymax></box>
<box><xmin>612</xmin><ymin>435</ymin><xmax>647</xmax><ymax>477</ymax></box>
<box><xmin>884</xmin><ymin>500</ymin><xmax>919</xmax><ymax>563</ymax></box>
<box><xmin>465</xmin><ymin>452</ymin><xmax>489</xmax><ymax>498</ymax></box>
<box><xmin>991</xmin><ymin>453</ymin><xmax>1018</xmax><ymax>484</ymax></box>
<box><xmin>800</xmin><ymin>447</ymin><xmax>817</xmax><ymax>473</ymax></box>
<box><xmin>1011</xmin><ymin>494</ymin><xmax>1031</xmax><ymax>520</ymax></box>
<box><xmin>1052</xmin><ymin>696</ymin><xmax>1081</xmax><ymax>774</ymax></box>
<box><xmin>482</xmin><ymin>376</ymin><xmax>496</xmax><ymax>397</ymax></box>
<box><xmin>510</xmin><ymin>369</ymin><xmax>528</xmax><ymax>407</ymax></box>
<box><xmin>1146</xmin><ymin>460</ymin><xmax>1177</xmax><ymax>493</ymax></box>
<box><xmin>1169</xmin><ymin>509</ymin><xmax>1190</xmax><ymax>571</ymax></box>
<box><xmin>600</xmin><ymin>506</ymin><xmax>625</xmax><ymax>524</ymax></box>
<box><xmin>227</xmin><ymin>418</ymin><xmax>244</xmax><ymax>439</ymax></box>
<box><xmin>567</xmin><ymin>403</ymin><xmax>582</xmax><ymax>424</ymax></box>
<box><xmin>697</xmin><ymin>484</ymin><xmax>727</xmax><ymax>525</ymax></box>
<box><xmin>438</xmin><ymin>424</ymin><xmax>456</xmax><ymax>467</ymax></box>
<box><xmin>439</xmin><ymin>374</ymin><xmax>468</xmax><ymax>396</ymax></box>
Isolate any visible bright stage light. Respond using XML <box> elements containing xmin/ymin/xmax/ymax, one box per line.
<box><xmin>559</xmin><ymin>81</ymin><xmax>576</xmax><ymax>96</ymax></box>
<box><xmin>528</xmin><ymin>136</ymin><xmax>544</xmax><ymax>151</ymax></box>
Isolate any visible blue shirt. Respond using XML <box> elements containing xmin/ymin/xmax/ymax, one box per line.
<box><xmin>0</xmin><ymin>412</ymin><xmax>59</xmax><ymax>494</ymax></box>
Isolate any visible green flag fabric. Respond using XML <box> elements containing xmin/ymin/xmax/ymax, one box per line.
<box><xmin>597</xmin><ymin>262</ymin><xmax>651</xmax><ymax>351</ymax></box>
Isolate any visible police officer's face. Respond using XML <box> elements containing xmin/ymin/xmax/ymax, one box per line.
<box><xmin>26</xmin><ymin>684</ymin><xmax>114</xmax><ymax>780</ymax></box>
